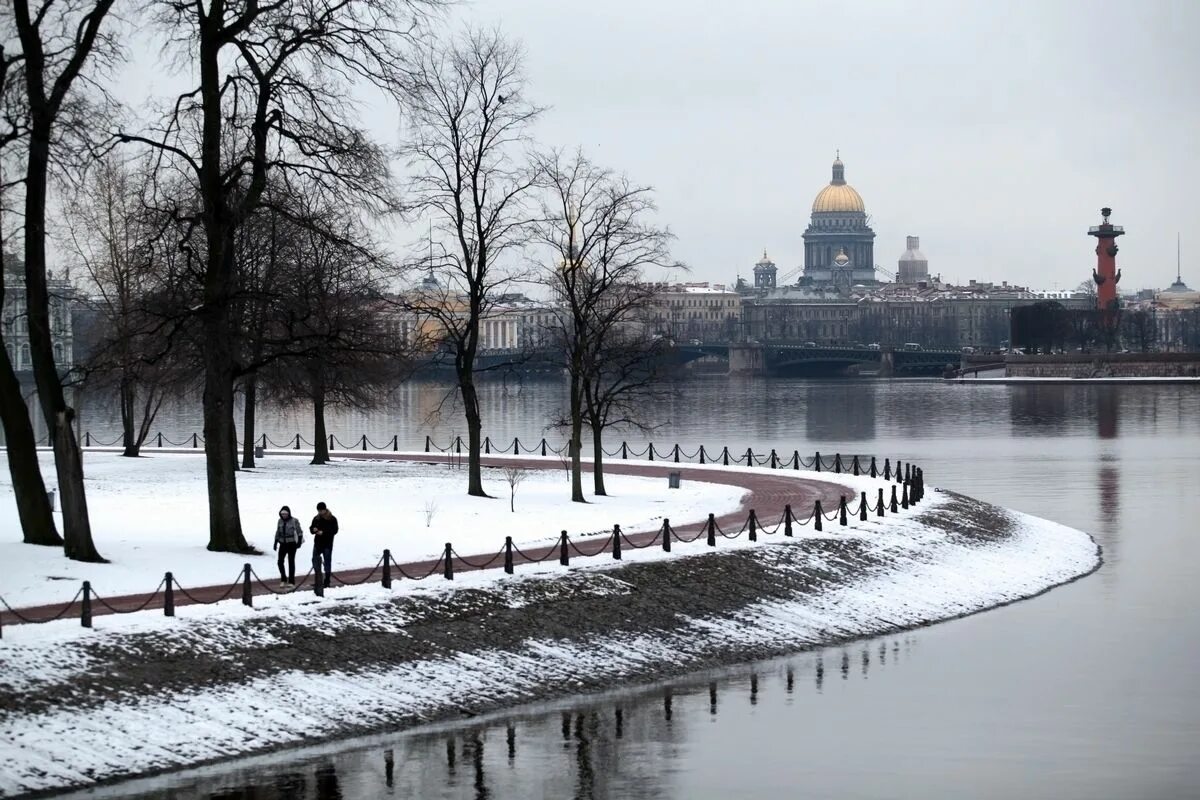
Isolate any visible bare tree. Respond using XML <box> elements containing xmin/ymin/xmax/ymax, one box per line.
<box><xmin>126</xmin><ymin>0</ymin><xmax>425</xmax><ymax>552</ymax></box>
<box><xmin>7</xmin><ymin>0</ymin><xmax>119</xmax><ymax>561</ymax></box>
<box><xmin>1</xmin><ymin>39</ymin><xmax>60</xmax><ymax>546</ymax></box>
<box><xmin>64</xmin><ymin>153</ymin><xmax>187</xmax><ymax>457</ymax></box>
<box><xmin>501</xmin><ymin>464</ymin><xmax>526</xmax><ymax>512</ymax></box>
<box><xmin>397</xmin><ymin>28</ymin><xmax>541</xmax><ymax>498</ymax></box>
<box><xmin>583</xmin><ymin>329</ymin><xmax>673</xmax><ymax>496</ymax></box>
<box><xmin>532</xmin><ymin>149</ymin><xmax>677</xmax><ymax>501</ymax></box>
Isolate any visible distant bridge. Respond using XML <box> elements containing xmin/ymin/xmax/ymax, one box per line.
<box><xmin>673</xmin><ymin>342</ymin><xmax>961</xmax><ymax>377</ymax></box>
<box><xmin>416</xmin><ymin>342</ymin><xmax>962</xmax><ymax>378</ymax></box>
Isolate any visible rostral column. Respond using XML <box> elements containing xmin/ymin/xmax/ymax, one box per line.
<box><xmin>1089</xmin><ymin>207</ymin><xmax>1124</xmax><ymax>331</ymax></box>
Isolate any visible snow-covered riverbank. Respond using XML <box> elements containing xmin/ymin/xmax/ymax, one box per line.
<box><xmin>0</xmin><ymin>452</ymin><xmax>746</xmax><ymax>608</ymax></box>
<box><xmin>0</xmin><ymin>482</ymin><xmax>1100</xmax><ymax>798</ymax></box>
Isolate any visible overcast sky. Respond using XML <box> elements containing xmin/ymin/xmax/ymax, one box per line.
<box><xmin>407</xmin><ymin>0</ymin><xmax>1197</xmax><ymax>292</ymax></box>
<box><xmin>119</xmin><ymin>0</ymin><xmax>1197</xmax><ymax>293</ymax></box>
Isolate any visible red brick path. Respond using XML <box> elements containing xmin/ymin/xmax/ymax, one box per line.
<box><xmin>3</xmin><ymin>455</ymin><xmax>854</xmax><ymax>625</ymax></box>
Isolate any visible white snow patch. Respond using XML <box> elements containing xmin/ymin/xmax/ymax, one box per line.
<box><xmin>0</xmin><ymin>452</ymin><xmax>747</xmax><ymax>608</ymax></box>
<box><xmin>0</xmin><ymin>486</ymin><xmax>1102</xmax><ymax>797</ymax></box>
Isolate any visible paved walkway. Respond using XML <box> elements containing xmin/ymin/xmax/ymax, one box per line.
<box><xmin>4</xmin><ymin>455</ymin><xmax>855</xmax><ymax>625</ymax></box>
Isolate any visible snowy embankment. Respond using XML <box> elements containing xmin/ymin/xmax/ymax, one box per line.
<box><xmin>0</xmin><ymin>467</ymin><xmax>1100</xmax><ymax>798</ymax></box>
<box><xmin>0</xmin><ymin>452</ymin><xmax>746</xmax><ymax>608</ymax></box>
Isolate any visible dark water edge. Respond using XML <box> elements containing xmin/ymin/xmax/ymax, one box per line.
<box><xmin>34</xmin><ymin>380</ymin><xmax>1200</xmax><ymax>798</ymax></box>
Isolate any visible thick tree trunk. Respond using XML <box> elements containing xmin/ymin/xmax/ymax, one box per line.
<box><xmin>119</xmin><ymin>376</ymin><xmax>138</xmax><ymax>457</ymax></box>
<box><xmin>23</xmin><ymin>99</ymin><xmax>102</xmax><ymax>562</ymax></box>
<box><xmin>568</xmin><ymin>369</ymin><xmax>585</xmax><ymax>503</ymax></box>
<box><xmin>311</xmin><ymin>388</ymin><xmax>329</xmax><ymax>465</ymax></box>
<box><xmin>458</xmin><ymin>371</ymin><xmax>488</xmax><ymax>497</ymax></box>
<box><xmin>242</xmin><ymin>377</ymin><xmax>257</xmax><ymax>468</ymax></box>
<box><xmin>592</xmin><ymin>428</ymin><xmax>607</xmax><ymax>497</ymax></box>
<box><xmin>202</xmin><ymin>322</ymin><xmax>251</xmax><ymax>552</ymax></box>
<box><xmin>0</xmin><ymin>344</ymin><xmax>61</xmax><ymax>546</ymax></box>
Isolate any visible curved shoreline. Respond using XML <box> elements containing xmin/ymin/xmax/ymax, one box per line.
<box><xmin>0</xmin><ymin>482</ymin><xmax>1101</xmax><ymax>798</ymax></box>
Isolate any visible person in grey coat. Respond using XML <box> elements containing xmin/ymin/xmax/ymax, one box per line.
<box><xmin>274</xmin><ymin>506</ymin><xmax>305</xmax><ymax>587</ymax></box>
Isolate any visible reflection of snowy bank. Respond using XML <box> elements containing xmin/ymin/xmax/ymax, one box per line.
<box><xmin>0</xmin><ymin>488</ymin><xmax>1099</xmax><ymax>797</ymax></box>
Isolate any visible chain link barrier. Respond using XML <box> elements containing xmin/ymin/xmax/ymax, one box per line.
<box><xmin>91</xmin><ymin>579</ymin><xmax>167</xmax><ymax>614</ymax></box>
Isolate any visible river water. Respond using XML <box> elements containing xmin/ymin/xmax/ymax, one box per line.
<box><xmin>70</xmin><ymin>379</ymin><xmax>1200</xmax><ymax>799</ymax></box>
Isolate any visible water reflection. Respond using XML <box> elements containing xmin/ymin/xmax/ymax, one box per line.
<box><xmin>93</xmin><ymin>639</ymin><xmax>918</xmax><ymax>800</ymax></box>
<box><xmin>804</xmin><ymin>382</ymin><xmax>877</xmax><ymax>441</ymax></box>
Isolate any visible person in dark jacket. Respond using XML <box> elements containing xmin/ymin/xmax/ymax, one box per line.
<box><xmin>310</xmin><ymin>501</ymin><xmax>339</xmax><ymax>588</ymax></box>
<box><xmin>274</xmin><ymin>506</ymin><xmax>304</xmax><ymax>587</ymax></box>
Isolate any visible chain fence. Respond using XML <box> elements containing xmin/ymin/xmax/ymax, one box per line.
<box><xmin>1</xmin><ymin>454</ymin><xmax>925</xmax><ymax>635</ymax></box>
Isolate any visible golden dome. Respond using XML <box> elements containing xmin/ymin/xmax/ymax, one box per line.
<box><xmin>812</xmin><ymin>155</ymin><xmax>866</xmax><ymax>213</ymax></box>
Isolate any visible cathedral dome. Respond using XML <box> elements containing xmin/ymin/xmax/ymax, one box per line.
<box><xmin>812</xmin><ymin>156</ymin><xmax>866</xmax><ymax>213</ymax></box>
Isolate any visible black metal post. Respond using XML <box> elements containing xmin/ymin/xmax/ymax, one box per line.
<box><xmin>860</xmin><ymin>492</ymin><xmax>868</xmax><ymax>521</ymax></box>
<box><xmin>195</xmin><ymin>433</ymin><xmax>201</xmax><ymax>449</ymax></box>
<box><xmin>261</xmin><ymin>433</ymin><xmax>267</xmax><ymax>448</ymax></box>
<box><xmin>813</xmin><ymin>501</ymin><xmax>823</xmax><ymax>532</ymax></box>
<box><xmin>902</xmin><ymin>481</ymin><xmax>910</xmax><ymax>510</ymax></box>
<box><xmin>443</xmin><ymin>543</ymin><xmax>454</xmax><ymax>579</ymax></box>
<box><xmin>512</xmin><ymin>437</ymin><xmax>520</xmax><ymax>455</ymax></box>
<box><xmin>328</xmin><ymin>433</ymin><xmax>334</xmax><ymax>451</ymax></box>
<box><xmin>748</xmin><ymin>510</ymin><xmax>758</xmax><ymax>542</ymax></box>
<box><xmin>242</xmin><ymin>563</ymin><xmax>252</xmax><ymax>607</ymax></box>
<box><xmin>884</xmin><ymin>458</ymin><xmax>891</xmax><ymax>480</ymax></box>
<box><xmin>770</xmin><ymin>449</ymin><xmax>778</xmax><ymax>469</ymax></box>
<box><xmin>425</xmin><ymin>435</ymin><xmax>431</xmax><ymax>453</ymax></box>
<box><xmin>905</xmin><ymin>463</ymin><xmax>912</xmax><ymax>482</ymax></box>
<box><xmin>612</xmin><ymin>525</ymin><xmax>622</xmax><ymax>559</ymax></box>
<box><xmin>839</xmin><ymin>496</ymin><xmax>848</xmax><ymax>526</ymax></box>
<box><xmin>560</xmin><ymin>531</ymin><xmax>569</xmax><ymax>565</ymax></box>
<box><xmin>852</xmin><ymin>455</ymin><xmax>860</xmax><ymax>476</ymax></box>
<box><xmin>673</xmin><ymin>444</ymin><xmax>680</xmax><ymax>463</ymax></box>
<box><xmin>662</xmin><ymin>519</ymin><xmax>671</xmax><ymax>552</ymax></box>
<box><xmin>456</xmin><ymin>436</ymin><xmax>462</xmax><ymax>455</ymax></box>
<box><xmin>870</xmin><ymin>456</ymin><xmax>878</xmax><ymax>478</ymax></box>
<box><xmin>722</xmin><ymin>447</ymin><xmax>730</xmax><ymax>466</ymax></box>
<box><xmin>157</xmin><ymin>432</ymin><xmax>163</xmax><ymax>448</ymax></box>
<box><xmin>878</xmin><ymin>487</ymin><xmax>886</xmax><ymax>517</ymax></box>
<box><xmin>834</xmin><ymin>453</ymin><xmax>843</xmax><ymax>473</ymax></box>
<box><xmin>622</xmin><ymin>441</ymin><xmax>628</xmax><ymax>459</ymax></box>
<box><xmin>81</xmin><ymin>581</ymin><xmax>92</xmax><ymax>628</ymax></box>
<box><xmin>699</xmin><ymin>446</ymin><xmax>707</xmax><ymax>464</ymax></box>
<box><xmin>85</xmin><ymin>430</ymin><xmax>91</xmax><ymax>446</ymax></box>
<box><xmin>745</xmin><ymin>447</ymin><xmax>753</xmax><ymax>466</ymax></box>
<box><xmin>164</xmin><ymin>572</ymin><xmax>174</xmax><ymax>616</ymax></box>
<box><xmin>504</xmin><ymin>537</ymin><xmax>514</xmax><ymax>574</ymax></box>
<box><xmin>784</xmin><ymin>504</ymin><xmax>793</xmax><ymax>537</ymax></box>
<box><xmin>382</xmin><ymin>549</ymin><xmax>392</xmax><ymax>588</ymax></box>
<box><xmin>793</xmin><ymin>450</ymin><xmax>801</xmax><ymax>470</ymax></box>
<box><xmin>392</xmin><ymin>435</ymin><xmax>399</xmax><ymax>452</ymax></box>
<box><xmin>293</xmin><ymin>433</ymin><xmax>300</xmax><ymax>450</ymax></box>
<box><xmin>890</xmin><ymin>485</ymin><xmax>899</xmax><ymax>513</ymax></box>
<box><xmin>361</xmin><ymin>435</ymin><xmax>368</xmax><ymax>451</ymax></box>
<box><xmin>814</xmin><ymin>451</ymin><xmax>822</xmax><ymax>472</ymax></box>
<box><xmin>541</xmin><ymin>439</ymin><xmax>547</xmax><ymax>456</ymax></box>
<box><xmin>648</xmin><ymin>443</ymin><xmax>655</xmax><ymax>461</ymax></box>
<box><xmin>707</xmin><ymin>513</ymin><xmax>716</xmax><ymax>546</ymax></box>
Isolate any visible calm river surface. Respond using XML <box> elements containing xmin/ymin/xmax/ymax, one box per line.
<box><xmin>71</xmin><ymin>378</ymin><xmax>1200</xmax><ymax>800</ymax></box>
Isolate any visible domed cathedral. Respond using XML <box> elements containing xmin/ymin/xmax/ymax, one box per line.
<box><xmin>802</xmin><ymin>154</ymin><xmax>877</xmax><ymax>287</ymax></box>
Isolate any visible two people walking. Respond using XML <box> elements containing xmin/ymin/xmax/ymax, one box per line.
<box><xmin>273</xmin><ymin>502</ymin><xmax>339</xmax><ymax>589</ymax></box>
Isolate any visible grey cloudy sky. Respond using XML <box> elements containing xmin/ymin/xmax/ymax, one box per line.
<box><xmin>425</xmin><ymin>0</ymin><xmax>1198</xmax><ymax>292</ymax></box>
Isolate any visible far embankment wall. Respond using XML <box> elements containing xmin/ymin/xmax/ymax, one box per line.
<box><xmin>1005</xmin><ymin>352</ymin><xmax>1200</xmax><ymax>378</ymax></box>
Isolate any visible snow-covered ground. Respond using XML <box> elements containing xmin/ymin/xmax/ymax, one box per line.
<box><xmin>0</xmin><ymin>452</ymin><xmax>746</xmax><ymax>608</ymax></box>
<box><xmin>0</xmin><ymin>485</ymin><xmax>1101</xmax><ymax>796</ymax></box>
